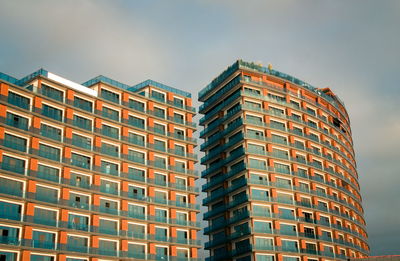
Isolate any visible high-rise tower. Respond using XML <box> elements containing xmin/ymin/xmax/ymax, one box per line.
<box><xmin>199</xmin><ymin>60</ymin><xmax>369</xmax><ymax>261</ymax></box>
<box><xmin>0</xmin><ymin>69</ymin><xmax>200</xmax><ymax>260</ymax></box>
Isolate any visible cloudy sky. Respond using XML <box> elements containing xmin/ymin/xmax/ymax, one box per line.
<box><xmin>1</xmin><ymin>0</ymin><xmax>399</xmax><ymax>256</ymax></box>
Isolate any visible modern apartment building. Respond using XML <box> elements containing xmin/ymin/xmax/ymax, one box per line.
<box><xmin>199</xmin><ymin>60</ymin><xmax>369</xmax><ymax>261</ymax></box>
<box><xmin>0</xmin><ymin>69</ymin><xmax>200</xmax><ymax>261</ymax></box>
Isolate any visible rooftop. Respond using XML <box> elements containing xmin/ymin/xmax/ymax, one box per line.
<box><xmin>199</xmin><ymin>59</ymin><xmax>344</xmax><ymax>107</ymax></box>
<box><xmin>0</xmin><ymin>68</ymin><xmax>191</xmax><ymax>98</ymax></box>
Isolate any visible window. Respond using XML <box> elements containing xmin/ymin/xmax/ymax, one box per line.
<box><xmin>42</xmin><ymin>104</ymin><xmax>62</xmax><ymax>121</ymax></box>
<box><xmin>101</xmin><ymin>142</ymin><xmax>119</xmax><ymax>157</ymax></box>
<box><xmin>98</xmin><ymin>239</ymin><xmax>117</xmax><ymax>256</ymax></box>
<box><xmin>101</xmin><ymin>88</ymin><xmax>120</xmax><ymax>103</ymax></box>
<box><xmin>6</xmin><ymin>112</ymin><xmax>29</xmax><ymax>130</ymax></box>
<box><xmin>128</xmin><ymin>167</ymin><xmax>145</xmax><ymax>182</ymax></box>
<box><xmin>128</xmin><ymin>223</ymin><xmax>145</xmax><ymax>238</ymax></box>
<box><xmin>67</xmin><ymin>235</ymin><xmax>88</xmax><ymax>252</ymax></box>
<box><xmin>279</xmin><ymin>208</ymin><xmax>295</xmax><ymax>219</ymax></box>
<box><xmin>155</xmin><ymin>191</ymin><xmax>167</xmax><ymax>204</ymax></box>
<box><xmin>0</xmin><ymin>177</ymin><xmax>23</xmax><ymax>197</ymax></box>
<box><xmin>175</xmin><ymin>161</ymin><xmax>185</xmax><ymax>173</ymax></box>
<box><xmin>1</xmin><ymin>155</ymin><xmax>25</xmax><ymax>174</ymax></box>
<box><xmin>31</xmin><ymin>255</ymin><xmax>54</xmax><ymax>261</ymax></box>
<box><xmin>8</xmin><ymin>92</ymin><xmax>30</xmax><ymax>110</ymax></box>
<box><xmin>281</xmin><ymin>240</ymin><xmax>298</xmax><ymax>252</ymax></box>
<box><xmin>254</xmin><ymin>221</ymin><xmax>272</xmax><ymax>233</ymax></box>
<box><xmin>276</xmin><ymin>177</ymin><xmax>291</xmax><ymax>188</ymax></box>
<box><xmin>173</xmin><ymin>97</ymin><xmax>184</xmax><ymax>108</ymax></box>
<box><xmin>173</xmin><ymin>112</ymin><xmax>184</xmax><ymax>124</ymax></box>
<box><xmin>0</xmin><ymin>225</ymin><xmax>20</xmax><ymax>245</ymax></box>
<box><xmin>41</xmin><ymin>84</ymin><xmax>63</xmax><ymax>102</ymax></box>
<box><xmin>245</xmin><ymin>100</ymin><xmax>261</xmax><ymax>109</ymax></box>
<box><xmin>155</xmin><ymin>227</ymin><xmax>168</xmax><ymax>241</ymax></box>
<box><xmin>128</xmin><ymin>132</ymin><xmax>145</xmax><ymax>146</ymax></box>
<box><xmin>72</xmin><ymin>133</ymin><xmax>91</xmax><ymax>150</ymax></box>
<box><xmin>71</xmin><ymin>153</ymin><xmax>91</xmax><ymax>169</ymax></box>
<box><xmin>74</xmin><ymin>96</ymin><xmax>93</xmax><ymax>112</ymax></box>
<box><xmin>102</xmin><ymin>124</ymin><xmax>119</xmax><ymax>139</ymax></box>
<box><xmin>256</xmin><ymin>255</ymin><xmax>274</xmax><ymax>261</ymax></box>
<box><xmin>155</xmin><ymin>173</ymin><xmax>167</xmax><ymax>186</ymax></box>
<box><xmin>3</xmin><ymin>133</ymin><xmax>27</xmax><ymax>152</ymax></box>
<box><xmin>246</xmin><ymin>115</ymin><xmax>263</xmax><ymax>124</ymax></box>
<box><xmin>252</xmin><ymin>189</ymin><xmax>269</xmax><ymax>201</ymax></box>
<box><xmin>174</xmin><ymin>144</ymin><xmax>185</xmax><ymax>156</ymax></box>
<box><xmin>154</xmin><ymin>123</ymin><xmax>165</xmax><ymax>135</ymax></box>
<box><xmin>156</xmin><ymin>246</ymin><xmax>168</xmax><ymax>260</ymax></box>
<box><xmin>249</xmin><ymin>158</ymin><xmax>266</xmax><ymax>169</ymax></box>
<box><xmin>255</xmin><ymin>237</ymin><xmax>274</xmax><ymax>250</ymax></box>
<box><xmin>68</xmin><ymin>213</ymin><xmax>89</xmax><ymax>231</ymax></box>
<box><xmin>154</xmin><ymin>107</ymin><xmax>165</xmax><ymax>118</ymax></box>
<box><xmin>177</xmin><ymin>230</ymin><xmax>188</xmax><ymax>243</ymax></box>
<box><xmin>154</xmin><ymin>140</ymin><xmax>166</xmax><ymax>152</ymax></box>
<box><xmin>39</xmin><ymin>144</ymin><xmax>60</xmax><ymax>161</ymax></box>
<box><xmin>99</xmin><ymin>219</ymin><xmax>118</xmax><ymax>235</ymax></box>
<box><xmin>128</xmin><ymin>150</ymin><xmax>145</xmax><ymax>164</ymax></box>
<box><xmin>253</xmin><ymin>205</ymin><xmax>271</xmax><ymax>217</ymax></box>
<box><xmin>244</xmin><ymin>87</ymin><xmax>260</xmax><ymax>94</ymax></box>
<box><xmin>174</xmin><ymin>128</ymin><xmax>184</xmax><ymax>139</ymax></box>
<box><xmin>250</xmin><ymin>174</ymin><xmax>268</xmax><ymax>185</ymax></box>
<box><xmin>37</xmin><ymin>164</ymin><xmax>60</xmax><ymax>182</ymax></box>
<box><xmin>34</xmin><ymin>207</ymin><xmax>57</xmax><ymax>226</ymax></box>
<box><xmin>100</xmin><ymin>199</ymin><xmax>118</xmax><ymax>214</ymax></box>
<box><xmin>268</xmin><ymin>93</ymin><xmax>285</xmax><ymax>102</ymax></box>
<box><xmin>100</xmin><ymin>179</ymin><xmax>119</xmax><ymax>195</ymax></box>
<box><xmin>280</xmin><ymin>224</ymin><xmax>297</xmax><ymax>236</ymax></box>
<box><xmin>154</xmin><ymin>156</ymin><xmax>166</xmax><ymax>169</ymax></box>
<box><xmin>151</xmin><ymin>90</ymin><xmax>165</xmax><ymax>102</ymax></box>
<box><xmin>248</xmin><ymin>144</ymin><xmax>265</xmax><ymax>154</ymax></box>
<box><xmin>128</xmin><ymin>115</ymin><xmax>145</xmax><ymax>129</ymax></box>
<box><xmin>32</xmin><ymin>230</ymin><xmax>56</xmax><ymax>249</ymax></box>
<box><xmin>275</xmin><ymin>163</ymin><xmax>290</xmax><ymax>174</ymax></box>
<box><xmin>0</xmin><ymin>200</ymin><xmax>22</xmax><ymax>221</ymax></box>
<box><xmin>128</xmin><ymin>243</ymin><xmax>146</xmax><ymax>259</ymax></box>
<box><xmin>129</xmin><ymin>185</ymin><xmax>145</xmax><ymax>200</ymax></box>
<box><xmin>73</xmin><ymin>115</ymin><xmax>92</xmax><ymax>131</ymax></box>
<box><xmin>129</xmin><ymin>99</ymin><xmax>145</xmax><ymax>112</ymax></box>
<box><xmin>270</xmin><ymin>120</ymin><xmax>286</xmax><ymax>130</ymax></box>
<box><xmin>102</xmin><ymin>106</ymin><xmax>119</xmax><ymax>121</ymax></box>
<box><xmin>271</xmin><ymin>134</ymin><xmax>287</xmax><ymax>144</ymax></box>
<box><xmin>35</xmin><ymin>185</ymin><xmax>58</xmax><ymax>204</ymax></box>
<box><xmin>40</xmin><ymin>124</ymin><xmax>62</xmax><ymax>141</ymax></box>
<box><xmin>101</xmin><ymin>161</ymin><xmax>119</xmax><ymax>176</ymax></box>
<box><xmin>128</xmin><ymin>204</ymin><xmax>145</xmax><ymax>219</ymax></box>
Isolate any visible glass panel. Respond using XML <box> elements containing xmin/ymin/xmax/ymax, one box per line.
<box><xmin>42</xmin><ymin>104</ymin><xmax>62</xmax><ymax>121</ymax></box>
<box><xmin>8</xmin><ymin>92</ymin><xmax>30</xmax><ymax>110</ymax></box>
<box><xmin>74</xmin><ymin>96</ymin><xmax>92</xmax><ymax>112</ymax></box>
<box><xmin>3</xmin><ymin>133</ymin><xmax>27</xmax><ymax>152</ymax></box>
<box><xmin>41</xmin><ymin>84</ymin><xmax>63</xmax><ymax>102</ymax></box>
<box><xmin>40</xmin><ymin>124</ymin><xmax>61</xmax><ymax>141</ymax></box>
<box><xmin>6</xmin><ymin>112</ymin><xmax>29</xmax><ymax>130</ymax></box>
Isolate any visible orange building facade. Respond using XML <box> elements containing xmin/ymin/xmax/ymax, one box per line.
<box><xmin>199</xmin><ymin>60</ymin><xmax>369</xmax><ymax>261</ymax></box>
<box><xmin>0</xmin><ymin>69</ymin><xmax>200</xmax><ymax>260</ymax></box>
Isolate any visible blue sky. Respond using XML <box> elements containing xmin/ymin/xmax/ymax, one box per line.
<box><xmin>1</xmin><ymin>0</ymin><xmax>399</xmax><ymax>256</ymax></box>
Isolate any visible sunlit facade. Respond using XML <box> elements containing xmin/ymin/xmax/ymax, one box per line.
<box><xmin>199</xmin><ymin>60</ymin><xmax>369</xmax><ymax>261</ymax></box>
<box><xmin>0</xmin><ymin>70</ymin><xmax>200</xmax><ymax>261</ymax></box>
